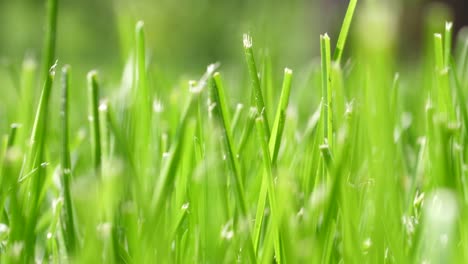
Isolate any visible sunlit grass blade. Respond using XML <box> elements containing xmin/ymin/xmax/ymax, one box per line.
<box><xmin>17</xmin><ymin>58</ymin><xmax>37</xmax><ymax>146</ymax></box>
<box><xmin>321</xmin><ymin>34</ymin><xmax>332</xmax><ymax>147</ymax></box>
<box><xmin>261</xmin><ymin>51</ymin><xmax>274</xmax><ymax>122</ymax></box>
<box><xmin>131</xmin><ymin>21</ymin><xmax>152</xmax><ymax>166</ymax></box>
<box><xmin>237</xmin><ymin>107</ymin><xmax>257</xmax><ymax>156</ymax></box>
<box><xmin>150</xmin><ymin>64</ymin><xmax>218</xmax><ymax>215</ymax></box>
<box><xmin>211</xmin><ymin>71</ymin><xmax>255</xmax><ymax>261</ymax></box>
<box><xmin>99</xmin><ymin>101</ymin><xmax>110</xmax><ymax>162</ymax></box>
<box><xmin>231</xmin><ymin>103</ymin><xmax>244</xmax><ymax>133</ymax></box>
<box><xmin>270</xmin><ymin>68</ymin><xmax>293</xmax><ymax>163</ymax></box>
<box><xmin>21</xmin><ymin>63</ymin><xmax>56</xmax><ymax>261</ymax></box>
<box><xmin>434</xmin><ymin>33</ymin><xmax>452</xmax><ymax>117</ymax></box>
<box><xmin>211</xmin><ymin>72</ymin><xmax>248</xmax><ymax>216</ymax></box>
<box><xmin>255</xmin><ymin>116</ymin><xmax>282</xmax><ymax>263</ymax></box>
<box><xmin>0</xmin><ymin>124</ymin><xmax>21</xmax><ymax>224</ymax></box>
<box><xmin>253</xmin><ymin>68</ymin><xmax>293</xmax><ymax>253</ymax></box>
<box><xmin>444</xmin><ymin>22</ymin><xmax>453</xmax><ymax>68</ymax></box>
<box><xmin>40</xmin><ymin>0</ymin><xmax>58</xmax><ymax>84</ymax></box>
<box><xmin>333</xmin><ymin>0</ymin><xmax>358</xmax><ymax>63</ymax></box>
<box><xmin>60</xmin><ymin>65</ymin><xmax>77</xmax><ymax>254</ymax></box>
<box><xmin>243</xmin><ymin>34</ymin><xmax>270</xmax><ymax>138</ymax></box>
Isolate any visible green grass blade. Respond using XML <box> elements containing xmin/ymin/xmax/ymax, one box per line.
<box><xmin>17</xmin><ymin>58</ymin><xmax>37</xmax><ymax>146</ymax></box>
<box><xmin>211</xmin><ymin>72</ymin><xmax>248</xmax><ymax>216</ymax></box>
<box><xmin>261</xmin><ymin>51</ymin><xmax>274</xmax><ymax>122</ymax></box>
<box><xmin>237</xmin><ymin>107</ymin><xmax>257</xmax><ymax>156</ymax></box>
<box><xmin>231</xmin><ymin>103</ymin><xmax>244</xmax><ymax>133</ymax></box>
<box><xmin>150</xmin><ymin>64</ymin><xmax>218</xmax><ymax>215</ymax></box>
<box><xmin>253</xmin><ymin>68</ymin><xmax>293</xmax><ymax>252</ymax></box>
<box><xmin>270</xmin><ymin>68</ymin><xmax>293</xmax><ymax>163</ymax></box>
<box><xmin>243</xmin><ymin>34</ymin><xmax>270</xmax><ymax>138</ymax></box>
<box><xmin>21</xmin><ymin>63</ymin><xmax>56</xmax><ymax>261</ymax></box>
<box><xmin>333</xmin><ymin>0</ymin><xmax>358</xmax><ymax>63</ymax></box>
<box><xmin>444</xmin><ymin>22</ymin><xmax>453</xmax><ymax>68</ymax></box>
<box><xmin>211</xmin><ymin>71</ymin><xmax>255</xmax><ymax>261</ymax></box>
<box><xmin>87</xmin><ymin>71</ymin><xmax>102</xmax><ymax>175</ymax></box>
<box><xmin>99</xmin><ymin>101</ymin><xmax>110</xmax><ymax>162</ymax></box>
<box><xmin>40</xmin><ymin>0</ymin><xmax>58</xmax><ymax>84</ymax></box>
<box><xmin>60</xmin><ymin>65</ymin><xmax>77</xmax><ymax>253</ymax></box>
<box><xmin>131</xmin><ymin>21</ymin><xmax>152</xmax><ymax>159</ymax></box>
<box><xmin>255</xmin><ymin>116</ymin><xmax>282</xmax><ymax>263</ymax></box>
<box><xmin>321</xmin><ymin>34</ymin><xmax>333</xmax><ymax>147</ymax></box>
<box><xmin>434</xmin><ymin>33</ymin><xmax>452</xmax><ymax>116</ymax></box>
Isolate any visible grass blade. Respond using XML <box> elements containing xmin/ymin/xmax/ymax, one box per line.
<box><xmin>211</xmin><ymin>71</ymin><xmax>255</xmax><ymax>261</ymax></box>
<box><xmin>333</xmin><ymin>0</ymin><xmax>358</xmax><ymax>63</ymax></box>
<box><xmin>211</xmin><ymin>72</ymin><xmax>248</xmax><ymax>216</ymax></box>
<box><xmin>21</xmin><ymin>63</ymin><xmax>56</xmax><ymax>261</ymax></box>
<box><xmin>60</xmin><ymin>65</ymin><xmax>77</xmax><ymax>253</ymax></box>
<box><xmin>243</xmin><ymin>34</ymin><xmax>270</xmax><ymax>138</ymax></box>
<box><xmin>40</xmin><ymin>0</ymin><xmax>58</xmax><ymax>85</ymax></box>
<box><xmin>253</xmin><ymin>68</ymin><xmax>293</xmax><ymax>253</ymax></box>
<box><xmin>255</xmin><ymin>116</ymin><xmax>282</xmax><ymax>263</ymax></box>
<box><xmin>87</xmin><ymin>71</ymin><xmax>102</xmax><ymax>175</ymax></box>
<box><xmin>444</xmin><ymin>22</ymin><xmax>453</xmax><ymax>68</ymax></box>
<box><xmin>434</xmin><ymin>33</ymin><xmax>452</xmax><ymax>117</ymax></box>
<box><xmin>321</xmin><ymin>34</ymin><xmax>333</xmax><ymax>147</ymax></box>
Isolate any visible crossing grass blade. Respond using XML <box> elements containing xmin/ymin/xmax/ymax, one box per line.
<box><xmin>211</xmin><ymin>72</ymin><xmax>248</xmax><ymax>217</ymax></box>
<box><xmin>244</xmin><ymin>34</ymin><xmax>270</xmax><ymax>138</ymax></box>
<box><xmin>253</xmin><ymin>68</ymin><xmax>293</xmax><ymax>254</ymax></box>
<box><xmin>211</xmin><ymin>71</ymin><xmax>255</xmax><ymax>262</ymax></box>
<box><xmin>150</xmin><ymin>64</ymin><xmax>219</xmax><ymax>215</ymax></box>
<box><xmin>255</xmin><ymin>116</ymin><xmax>282</xmax><ymax>262</ymax></box>
<box><xmin>21</xmin><ymin>63</ymin><xmax>56</xmax><ymax>261</ymax></box>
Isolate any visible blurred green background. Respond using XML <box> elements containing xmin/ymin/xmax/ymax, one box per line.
<box><xmin>0</xmin><ymin>0</ymin><xmax>466</xmax><ymax>74</ymax></box>
<box><xmin>0</xmin><ymin>0</ymin><xmax>333</xmax><ymax>77</ymax></box>
<box><xmin>0</xmin><ymin>0</ymin><xmax>466</xmax><ymax>132</ymax></box>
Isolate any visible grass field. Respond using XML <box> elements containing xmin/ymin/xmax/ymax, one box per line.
<box><xmin>1</xmin><ymin>0</ymin><xmax>468</xmax><ymax>262</ymax></box>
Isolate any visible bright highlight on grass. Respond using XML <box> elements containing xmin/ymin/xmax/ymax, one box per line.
<box><xmin>2</xmin><ymin>0</ymin><xmax>468</xmax><ymax>263</ymax></box>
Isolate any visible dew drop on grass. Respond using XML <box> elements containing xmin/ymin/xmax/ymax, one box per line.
<box><xmin>96</xmin><ymin>222</ymin><xmax>112</xmax><ymax>239</ymax></box>
<box><xmin>221</xmin><ymin>220</ymin><xmax>234</xmax><ymax>240</ymax></box>
<box><xmin>52</xmin><ymin>198</ymin><xmax>63</xmax><ymax>214</ymax></box>
<box><xmin>12</xmin><ymin>241</ymin><xmax>24</xmax><ymax>257</ymax></box>
<box><xmin>0</xmin><ymin>223</ymin><xmax>9</xmax><ymax>240</ymax></box>
<box><xmin>420</xmin><ymin>189</ymin><xmax>459</xmax><ymax>261</ymax></box>
<box><xmin>362</xmin><ymin>237</ymin><xmax>372</xmax><ymax>251</ymax></box>
<box><xmin>153</xmin><ymin>99</ymin><xmax>164</xmax><ymax>113</ymax></box>
<box><xmin>98</xmin><ymin>102</ymin><xmax>108</xmax><ymax>112</ymax></box>
<box><xmin>297</xmin><ymin>207</ymin><xmax>304</xmax><ymax>218</ymax></box>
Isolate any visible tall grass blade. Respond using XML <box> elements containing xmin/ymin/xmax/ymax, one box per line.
<box><xmin>243</xmin><ymin>34</ymin><xmax>270</xmax><ymax>138</ymax></box>
<box><xmin>60</xmin><ymin>65</ymin><xmax>77</xmax><ymax>253</ymax></box>
<box><xmin>87</xmin><ymin>71</ymin><xmax>102</xmax><ymax>175</ymax></box>
<box><xmin>333</xmin><ymin>0</ymin><xmax>358</xmax><ymax>63</ymax></box>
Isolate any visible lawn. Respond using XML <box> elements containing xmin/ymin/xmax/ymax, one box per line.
<box><xmin>1</xmin><ymin>0</ymin><xmax>468</xmax><ymax>263</ymax></box>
